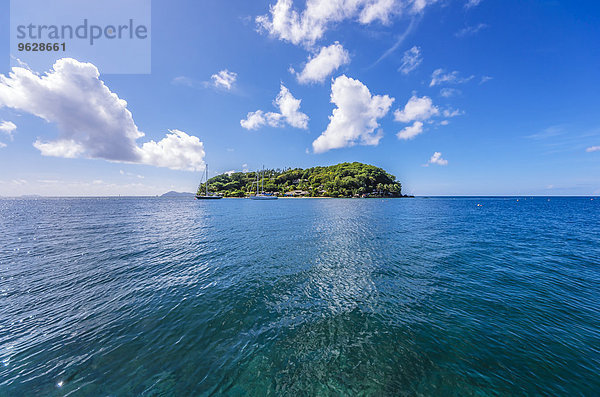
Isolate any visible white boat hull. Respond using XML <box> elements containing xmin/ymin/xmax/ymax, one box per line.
<box><xmin>196</xmin><ymin>195</ymin><xmax>223</xmax><ymax>200</ymax></box>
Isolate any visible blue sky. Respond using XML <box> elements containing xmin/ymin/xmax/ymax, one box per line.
<box><xmin>0</xmin><ymin>0</ymin><xmax>599</xmax><ymax>196</ymax></box>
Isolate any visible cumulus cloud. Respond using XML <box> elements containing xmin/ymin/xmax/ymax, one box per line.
<box><xmin>0</xmin><ymin>120</ymin><xmax>16</xmax><ymax>147</ymax></box>
<box><xmin>0</xmin><ymin>58</ymin><xmax>206</xmax><ymax>171</ymax></box>
<box><xmin>312</xmin><ymin>75</ymin><xmax>394</xmax><ymax>153</ymax></box>
<box><xmin>256</xmin><ymin>0</ymin><xmax>436</xmax><ymax>47</ymax></box>
<box><xmin>394</xmin><ymin>95</ymin><xmax>460</xmax><ymax>139</ymax></box>
<box><xmin>430</xmin><ymin>68</ymin><xmax>474</xmax><ymax>87</ymax></box>
<box><xmin>240</xmin><ymin>84</ymin><xmax>309</xmax><ymax>130</ymax></box>
<box><xmin>33</xmin><ymin>139</ymin><xmax>85</xmax><ymax>158</ymax></box>
<box><xmin>295</xmin><ymin>42</ymin><xmax>350</xmax><ymax>84</ymax></box>
<box><xmin>211</xmin><ymin>69</ymin><xmax>237</xmax><ymax>90</ymax></box>
<box><xmin>396</xmin><ymin>121</ymin><xmax>423</xmax><ymax>140</ymax></box>
<box><xmin>586</xmin><ymin>146</ymin><xmax>600</xmax><ymax>153</ymax></box>
<box><xmin>0</xmin><ymin>120</ymin><xmax>16</xmax><ymax>140</ymax></box>
<box><xmin>394</xmin><ymin>95</ymin><xmax>438</xmax><ymax>122</ymax></box>
<box><xmin>275</xmin><ymin>86</ymin><xmax>310</xmax><ymax>128</ymax></box>
<box><xmin>138</xmin><ymin>130</ymin><xmax>206</xmax><ymax>171</ymax></box>
<box><xmin>398</xmin><ymin>46</ymin><xmax>422</xmax><ymax>74</ymax></box>
<box><xmin>241</xmin><ymin>110</ymin><xmax>269</xmax><ymax>130</ymax></box>
<box><xmin>427</xmin><ymin>151</ymin><xmax>448</xmax><ymax>165</ymax></box>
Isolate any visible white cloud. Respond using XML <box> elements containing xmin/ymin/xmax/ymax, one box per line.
<box><xmin>296</xmin><ymin>42</ymin><xmax>350</xmax><ymax>84</ymax></box>
<box><xmin>256</xmin><ymin>0</ymin><xmax>435</xmax><ymax>47</ymax></box>
<box><xmin>372</xmin><ymin>16</ymin><xmax>419</xmax><ymax>66</ymax></box>
<box><xmin>430</xmin><ymin>68</ymin><xmax>474</xmax><ymax>87</ymax></box>
<box><xmin>428</xmin><ymin>151</ymin><xmax>448</xmax><ymax>165</ymax></box>
<box><xmin>312</xmin><ymin>75</ymin><xmax>394</xmax><ymax>153</ymax></box>
<box><xmin>33</xmin><ymin>139</ymin><xmax>85</xmax><ymax>158</ymax></box>
<box><xmin>360</xmin><ymin>0</ymin><xmax>398</xmax><ymax>24</ymax></box>
<box><xmin>173</xmin><ymin>71</ymin><xmax>238</xmax><ymax>91</ymax></box>
<box><xmin>586</xmin><ymin>146</ymin><xmax>600</xmax><ymax>153</ymax></box>
<box><xmin>120</xmin><ymin>170</ymin><xmax>144</xmax><ymax>179</ymax></box>
<box><xmin>172</xmin><ymin>76</ymin><xmax>199</xmax><ymax>88</ymax></box>
<box><xmin>240</xmin><ymin>84</ymin><xmax>308</xmax><ymax>130</ymax></box>
<box><xmin>275</xmin><ymin>85</ymin><xmax>310</xmax><ymax>128</ymax></box>
<box><xmin>0</xmin><ymin>120</ymin><xmax>16</xmax><ymax>140</ymax></box>
<box><xmin>393</xmin><ymin>95</ymin><xmax>457</xmax><ymax>139</ymax></box>
<box><xmin>241</xmin><ymin>110</ymin><xmax>269</xmax><ymax>130</ymax></box>
<box><xmin>0</xmin><ymin>120</ymin><xmax>16</xmax><ymax>147</ymax></box>
<box><xmin>440</xmin><ymin>88</ymin><xmax>460</xmax><ymax>97</ymax></box>
<box><xmin>455</xmin><ymin>23</ymin><xmax>488</xmax><ymax>37</ymax></box>
<box><xmin>394</xmin><ymin>95</ymin><xmax>438</xmax><ymax>123</ymax></box>
<box><xmin>465</xmin><ymin>0</ymin><xmax>482</xmax><ymax>8</ymax></box>
<box><xmin>138</xmin><ymin>130</ymin><xmax>205</xmax><ymax>171</ymax></box>
<box><xmin>1</xmin><ymin>178</ymin><xmax>189</xmax><ymax>197</ymax></box>
<box><xmin>480</xmin><ymin>75</ymin><xmax>493</xmax><ymax>84</ymax></box>
<box><xmin>442</xmin><ymin>108</ymin><xmax>464</xmax><ymax>117</ymax></box>
<box><xmin>225</xmin><ymin>170</ymin><xmax>236</xmax><ymax>176</ymax></box>
<box><xmin>398</xmin><ymin>46</ymin><xmax>422</xmax><ymax>74</ymax></box>
<box><xmin>397</xmin><ymin>121</ymin><xmax>423</xmax><ymax>140</ymax></box>
<box><xmin>411</xmin><ymin>0</ymin><xmax>436</xmax><ymax>13</ymax></box>
<box><xmin>0</xmin><ymin>58</ymin><xmax>206</xmax><ymax>171</ymax></box>
<box><xmin>526</xmin><ymin>125</ymin><xmax>564</xmax><ymax>140</ymax></box>
<box><xmin>211</xmin><ymin>69</ymin><xmax>237</xmax><ymax>90</ymax></box>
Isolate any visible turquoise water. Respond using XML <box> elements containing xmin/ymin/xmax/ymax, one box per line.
<box><xmin>1</xmin><ymin>197</ymin><xmax>599</xmax><ymax>395</ymax></box>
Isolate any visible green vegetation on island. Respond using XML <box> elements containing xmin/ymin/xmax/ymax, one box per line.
<box><xmin>198</xmin><ymin>162</ymin><xmax>408</xmax><ymax>198</ymax></box>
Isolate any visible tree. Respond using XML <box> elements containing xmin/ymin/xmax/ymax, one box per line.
<box><xmin>197</xmin><ymin>162</ymin><xmax>404</xmax><ymax>198</ymax></box>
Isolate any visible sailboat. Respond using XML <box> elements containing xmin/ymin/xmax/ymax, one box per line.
<box><xmin>249</xmin><ymin>167</ymin><xmax>278</xmax><ymax>200</ymax></box>
<box><xmin>195</xmin><ymin>164</ymin><xmax>223</xmax><ymax>200</ymax></box>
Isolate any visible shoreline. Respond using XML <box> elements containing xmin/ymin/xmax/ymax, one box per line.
<box><xmin>1</xmin><ymin>195</ymin><xmax>597</xmax><ymax>199</ymax></box>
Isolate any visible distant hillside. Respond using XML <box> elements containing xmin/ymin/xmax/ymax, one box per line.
<box><xmin>161</xmin><ymin>191</ymin><xmax>195</xmax><ymax>197</ymax></box>
<box><xmin>198</xmin><ymin>162</ymin><xmax>406</xmax><ymax>198</ymax></box>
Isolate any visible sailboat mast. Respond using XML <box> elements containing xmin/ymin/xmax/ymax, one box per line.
<box><xmin>206</xmin><ymin>164</ymin><xmax>209</xmax><ymax>196</ymax></box>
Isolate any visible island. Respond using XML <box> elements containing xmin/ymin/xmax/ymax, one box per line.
<box><xmin>161</xmin><ymin>191</ymin><xmax>195</xmax><ymax>198</ymax></box>
<box><xmin>198</xmin><ymin>162</ymin><xmax>410</xmax><ymax>198</ymax></box>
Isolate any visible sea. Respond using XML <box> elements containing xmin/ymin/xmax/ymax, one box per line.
<box><xmin>1</xmin><ymin>197</ymin><xmax>599</xmax><ymax>395</ymax></box>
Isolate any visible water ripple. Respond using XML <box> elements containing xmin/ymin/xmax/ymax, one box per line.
<box><xmin>0</xmin><ymin>197</ymin><xmax>599</xmax><ymax>395</ymax></box>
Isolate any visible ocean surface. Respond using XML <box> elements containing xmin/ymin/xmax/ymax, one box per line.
<box><xmin>1</xmin><ymin>197</ymin><xmax>599</xmax><ymax>396</ymax></box>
